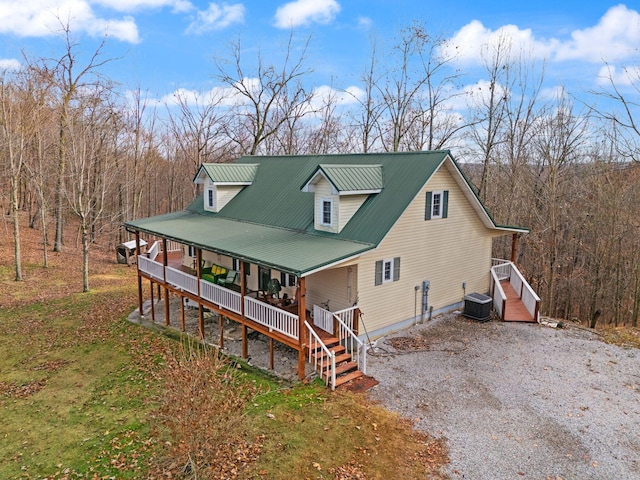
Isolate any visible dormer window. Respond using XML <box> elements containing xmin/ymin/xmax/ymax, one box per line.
<box><xmin>321</xmin><ymin>199</ymin><xmax>333</xmax><ymax>225</ymax></box>
<box><xmin>193</xmin><ymin>163</ymin><xmax>258</xmax><ymax>213</ymax></box>
<box><xmin>302</xmin><ymin>164</ymin><xmax>384</xmax><ymax>233</ymax></box>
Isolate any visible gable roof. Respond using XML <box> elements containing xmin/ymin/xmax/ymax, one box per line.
<box><xmin>126</xmin><ymin>151</ymin><xmax>526</xmax><ymax>276</ymax></box>
<box><xmin>193</xmin><ymin>163</ymin><xmax>258</xmax><ymax>185</ymax></box>
<box><xmin>302</xmin><ymin>164</ymin><xmax>384</xmax><ymax>194</ymax></box>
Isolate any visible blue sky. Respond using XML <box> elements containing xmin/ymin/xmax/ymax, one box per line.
<box><xmin>0</xmin><ymin>1</ymin><xmax>638</xmax><ymax>109</ymax></box>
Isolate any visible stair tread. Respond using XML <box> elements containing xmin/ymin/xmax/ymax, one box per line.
<box><xmin>324</xmin><ymin>361</ymin><xmax>358</xmax><ymax>377</ymax></box>
<box><xmin>310</xmin><ymin>345</ymin><xmax>345</xmax><ymax>359</ymax></box>
<box><xmin>335</xmin><ymin>370</ymin><xmax>364</xmax><ymax>387</ymax></box>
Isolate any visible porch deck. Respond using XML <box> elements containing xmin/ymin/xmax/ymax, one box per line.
<box><xmin>500</xmin><ymin>280</ymin><xmax>535</xmax><ymax>322</ymax></box>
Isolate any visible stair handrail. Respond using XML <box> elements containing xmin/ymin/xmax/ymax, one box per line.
<box><xmin>333</xmin><ymin>313</ymin><xmax>367</xmax><ymax>375</ymax></box>
<box><xmin>305</xmin><ymin>321</ymin><xmax>336</xmax><ymax>391</ymax></box>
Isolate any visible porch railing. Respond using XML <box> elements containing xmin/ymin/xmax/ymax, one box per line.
<box><xmin>490</xmin><ymin>267</ymin><xmax>507</xmax><ymax>320</ymax></box>
<box><xmin>138</xmin><ymin>255</ymin><xmax>164</xmax><ymax>280</ymax></box>
<box><xmin>166</xmin><ymin>266</ymin><xmax>198</xmax><ymax>295</ymax></box>
<box><xmin>334</xmin><ymin>306</ymin><xmax>358</xmax><ymax>333</ymax></box>
<box><xmin>334</xmin><ymin>312</ymin><xmax>366</xmax><ymax>374</ymax></box>
<box><xmin>491</xmin><ymin>260</ymin><xmax>540</xmax><ymax>322</ymax></box>
<box><xmin>313</xmin><ymin>305</ymin><xmax>334</xmax><ymax>334</ymax></box>
<box><xmin>147</xmin><ymin>240</ymin><xmax>161</xmax><ymax>261</ymax></box>
<box><xmin>306</xmin><ymin>321</ymin><xmax>336</xmax><ymax>391</ymax></box>
<box><xmin>200</xmin><ymin>279</ymin><xmax>242</xmax><ymax>314</ymax></box>
<box><xmin>244</xmin><ymin>296</ymin><xmax>299</xmax><ymax>340</ymax></box>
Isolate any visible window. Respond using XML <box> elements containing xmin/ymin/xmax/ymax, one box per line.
<box><xmin>321</xmin><ymin>199</ymin><xmax>332</xmax><ymax>225</ymax></box>
<box><xmin>207</xmin><ymin>188</ymin><xmax>214</xmax><ymax>208</ymax></box>
<box><xmin>425</xmin><ymin>190</ymin><xmax>449</xmax><ymax>220</ymax></box>
<box><xmin>258</xmin><ymin>266</ymin><xmax>271</xmax><ymax>291</ymax></box>
<box><xmin>281</xmin><ymin>272</ymin><xmax>297</xmax><ymax>287</ymax></box>
<box><xmin>187</xmin><ymin>245</ymin><xmax>196</xmax><ymax>257</ymax></box>
<box><xmin>375</xmin><ymin>257</ymin><xmax>400</xmax><ymax>285</ymax></box>
<box><xmin>232</xmin><ymin>259</ymin><xmax>250</xmax><ymax>275</ymax></box>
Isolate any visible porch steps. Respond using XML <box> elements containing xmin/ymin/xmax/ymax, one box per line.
<box><xmin>311</xmin><ymin>334</ymin><xmax>363</xmax><ymax>388</ymax></box>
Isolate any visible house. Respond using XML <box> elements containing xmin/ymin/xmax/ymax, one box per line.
<box><xmin>124</xmin><ymin>151</ymin><xmax>535</xmax><ymax>388</ymax></box>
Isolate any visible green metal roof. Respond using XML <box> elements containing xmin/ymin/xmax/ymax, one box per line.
<box><xmin>308</xmin><ymin>164</ymin><xmax>384</xmax><ymax>193</ymax></box>
<box><xmin>125</xmin><ymin>210</ymin><xmax>374</xmax><ymax>276</ymax></box>
<box><xmin>194</xmin><ymin>163</ymin><xmax>259</xmax><ymax>184</ymax></box>
<box><xmin>126</xmin><ymin>150</ymin><xmax>526</xmax><ymax>275</ymax></box>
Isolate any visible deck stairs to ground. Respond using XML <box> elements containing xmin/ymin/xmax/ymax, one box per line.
<box><xmin>309</xmin><ymin>328</ymin><xmax>364</xmax><ymax>388</ymax></box>
<box><xmin>491</xmin><ymin>260</ymin><xmax>540</xmax><ymax>323</ymax></box>
<box><xmin>500</xmin><ymin>280</ymin><xmax>534</xmax><ymax>322</ymax></box>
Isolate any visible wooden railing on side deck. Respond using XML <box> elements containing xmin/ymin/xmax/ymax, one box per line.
<box><xmin>200</xmin><ymin>279</ymin><xmax>242</xmax><ymax>314</ymax></box>
<box><xmin>491</xmin><ymin>260</ymin><xmax>540</xmax><ymax>322</ymax></box>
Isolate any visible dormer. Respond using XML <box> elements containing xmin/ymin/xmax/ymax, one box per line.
<box><xmin>301</xmin><ymin>164</ymin><xmax>383</xmax><ymax>233</ymax></box>
<box><xmin>193</xmin><ymin>163</ymin><xmax>258</xmax><ymax>213</ymax></box>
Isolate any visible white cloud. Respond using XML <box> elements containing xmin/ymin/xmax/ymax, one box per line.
<box><xmin>443</xmin><ymin>5</ymin><xmax>640</xmax><ymax>67</ymax></box>
<box><xmin>185</xmin><ymin>3</ymin><xmax>244</xmax><ymax>34</ymax></box>
<box><xmin>555</xmin><ymin>5</ymin><xmax>640</xmax><ymax>63</ymax></box>
<box><xmin>0</xmin><ymin>0</ymin><xmax>140</xmax><ymax>43</ymax></box>
<box><xmin>93</xmin><ymin>0</ymin><xmax>193</xmax><ymax>13</ymax></box>
<box><xmin>0</xmin><ymin>58</ymin><xmax>21</xmax><ymax>70</ymax></box>
<box><xmin>357</xmin><ymin>16</ymin><xmax>372</xmax><ymax>29</ymax></box>
<box><xmin>595</xmin><ymin>64</ymin><xmax>640</xmax><ymax>88</ymax></box>
<box><xmin>309</xmin><ymin>84</ymin><xmax>362</xmax><ymax>110</ymax></box>
<box><xmin>274</xmin><ymin>0</ymin><xmax>340</xmax><ymax>29</ymax></box>
<box><xmin>442</xmin><ymin>20</ymin><xmax>554</xmax><ymax>66</ymax></box>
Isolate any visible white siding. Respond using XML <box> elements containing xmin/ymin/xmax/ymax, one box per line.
<box><xmin>338</xmin><ymin>195</ymin><xmax>368</xmax><ymax>232</ymax></box>
<box><xmin>314</xmin><ymin>178</ymin><xmax>339</xmax><ymax>233</ymax></box>
<box><xmin>216</xmin><ymin>185</ymin><xmax>244</xmax><ymax>211</ymax></box>
<box><xmin>306</xmin><ymin>266</ymin><xmax>354</xmax><ymax>312</ymax></box>
<box><xmin>357</xmin><ymin>166</ymin><xmax>495</xmax><ymax>335</ymax></box>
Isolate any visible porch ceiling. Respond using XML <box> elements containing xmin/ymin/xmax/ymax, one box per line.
<box><xmin>126</xmin><ymin>210</ymin><xmax>374</xmax><ymax>276</ymax></box>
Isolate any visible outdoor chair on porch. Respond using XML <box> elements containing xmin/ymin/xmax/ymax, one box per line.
<box><xmin>216</xmin><ymin>270</ymin><xmax>238</xmax><ymax>287</ymax></box>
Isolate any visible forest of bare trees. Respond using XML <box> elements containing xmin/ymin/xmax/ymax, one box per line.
<box><xmin>1</xmin><ymin>24</ymin><xmax>639</xmax><ymax>327</ymax></box>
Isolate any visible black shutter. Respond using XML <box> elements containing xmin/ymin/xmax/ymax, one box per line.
<box><xmin>375</xmin><ymin>260</ymin><xmax>383</xmax><ymax>285</ymax></box>
<box><xmin>442</xmin><ymin>190</ymin><xmax>449</xmax><ymax>218</ymax></box>
<box><xmin>425</xmin><ymin>191</ymin><xmax>432</xmax><ymax>220</ymax></box>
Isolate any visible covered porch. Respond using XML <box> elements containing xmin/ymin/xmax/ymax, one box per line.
<box><xmin>131</xmin><ymin>235</ymin><xmax>366</xmax><ymax>389</ymax></box>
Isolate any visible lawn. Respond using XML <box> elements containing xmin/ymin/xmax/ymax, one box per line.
<box><xmin>0</xmin><ymin>218</ymin><xmax>448</xmax><ymax>479</ymax></box>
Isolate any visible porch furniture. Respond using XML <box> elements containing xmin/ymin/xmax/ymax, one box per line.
<box><xmin>217</xmin><ymin>269</ymin><xmax>238</xmax><ymax>286</ymax></box>
<box><xmin>202</xmin><ymin>264</ymin><xmax>228</xmax><ymax>284</ymax></box>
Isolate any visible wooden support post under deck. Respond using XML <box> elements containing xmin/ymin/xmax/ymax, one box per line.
<box><xmin>163</xmin><ymin>239</ymin><xmax>170</xmax><ymax>327</ymax></box>
<box><xmin>150</xmin><ymin>279</ymin><xmax>155</xmax><ymax>322</ymax></box>
<box><xmin>196</xmin><ymin>248</ymin><xmax>204</xmax><ymax>340</ymax></box>
<box><xmin>269</xmin><ymin>338</ymin><xmax>274</xmax><ymax>370</ymax></box>
<box><xmin>511</xmin><ymin>233</ymin><xmax>518</xmax><ymax>263</ymax></box>
<box><xmin>297</xmin><ymin>277</ymin><xmax>307</xmax><ymax>380</ymax></box>
<box><xmin>219</xmin><ymin>315</ymin><xmax>224</xmax><ymax>349</ymax></box>
<box><xmin>180</xmin><ymin>294</ymin><xmax>186</xmax><ymax>331</ymax></box>
<box><xmin>135</xmin><ymin>231</ymin><xmax>143</xmax><ymax>320</ymax></box>
<box><xmin>241</xmin><ymin>261</ymin><xmax>248</xmax><ymax>359</ymax></box>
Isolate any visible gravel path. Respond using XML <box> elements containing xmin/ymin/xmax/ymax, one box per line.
<box><xmin>366</xmin><ymin>314</ymin><xmax>640</xmax><ymax>480</ymax></box>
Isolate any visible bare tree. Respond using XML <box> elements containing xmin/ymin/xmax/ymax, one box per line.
<box><xmin>214</xmin><ymin>34</ymin><xmax>314</xmax><ymax>156</ymax></box>
<box><xmin>0</xmin><ymin>71</ymin><xmax>29</xmax><ymax>280</ymax></box>
<box><xmin>50</xmin><ymin>25</ymin><xmax>114</xmax><ymax>252</ymax></box>
<box><xmin>589</xmin><ymin>62</ymin><xmax>640</xmax><ymax>162</ymax></box>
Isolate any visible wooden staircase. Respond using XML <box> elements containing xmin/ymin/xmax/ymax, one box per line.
<box><xmin>309</xmin><ymin>332</ymin><xmax>363</xmax><ymax>388</ymax></box>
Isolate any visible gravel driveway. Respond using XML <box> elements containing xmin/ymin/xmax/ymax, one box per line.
<box><xmin>366</xmin><ymin>314</ymin><xmax>640</xmax><ymax>480</ymax></box>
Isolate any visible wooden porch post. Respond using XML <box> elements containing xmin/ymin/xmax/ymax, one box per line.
<box><xmin>180</xmin><ymin>294</ymin><xmax>186</xmax><ymax>331</ymax></box>
<box><xmin>135</xmin><ymin>231</ymin><xmax>143</xmax><ymax>320</ymax></box>
<box><xmin>297</xmin><ymin>277</ymin><xmax>307</xmax><ymax>380</ymax></box>
<box><xmin>196</xmin><ymin>248</ymin><xmax>204</xmax><ymax>340</ymax></box>
<box><xmin>241</xmin><ymin>261</ymin><xmax>248</xmax><ymax>359</ymax></box>
<box><xmin>510</xmin><ymin>233</ymin><xmax>518</xmax><ymax>263</ymax></box>
<box><xmin>150</xmin><ymin>279</ymin><xmax>155</xmax><ymax>322</ymax></box>
<box><xmin>163</xmin><ymin>239</ymin><xmax>170</xmax><ymax>326</ymax></box>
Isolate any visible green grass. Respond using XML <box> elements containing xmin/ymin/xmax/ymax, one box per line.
<box><xmin>0</xmin><ymin>255</ymin><xmax>448</xmax><ymax>479</ymax></box>
<box><xmin>0</xmin><ymin>284</ymin><xmax>165</xmax><ymax>479</ymax></box>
